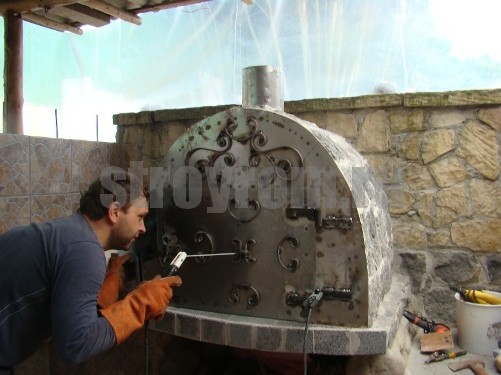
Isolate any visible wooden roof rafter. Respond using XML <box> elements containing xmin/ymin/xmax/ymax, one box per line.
<box><xmin>0</xmin><ymin>0</ymin><xmax>210</xmax><ymax>34</ymax></box>
<box><xmin>80</xmin><ymin>0</ymin><xmax>141</xmax><ymax>25</ymax></box>
<box><xmin>23</xmin><ymin>11</ymin><xmax>84</xmax><ymax>34</ymax></box>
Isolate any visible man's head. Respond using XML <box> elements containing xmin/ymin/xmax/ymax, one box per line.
<box><xmin>79</xmin><ymin>172</ymin><xmax>149</xmax><ymax>219</ymax></box>
<box><xmin>79</xmin><ymin>172</ymin><xmax>150</xmax><ymax>250</ymax></box>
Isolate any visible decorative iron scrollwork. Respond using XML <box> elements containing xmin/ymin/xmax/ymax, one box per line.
<box><xmin>192</xmin><ymin>231</ymin><xmax>214</xmax><ymax>264</ymax></box>
<box><xmin>184</xmin><ymin>116</ymin><xmax>304</xmax><ymax>185</ymax></box>
<box><xmin>277</xmin><ymin>236</ymin><xmax>300</xmax><ymax>272</ymax></box>
<box><xmin>228</xmin><ymin>283</ymin><xmax>261</xmax><ymax>307</ymax></box>
<box><xmin>231</xmin><ymin>238</ymin><xmax>257</xmax><ymax>263</ymax></box>
<box><xmin>228</xmin><ymin>198</ymin><xmax>261</xmax><ymax>222</ymax></box>
<box><xmin>160</xmin><ymin>232</ymin><xmax>185</xmax><ymax>267</ymax></box>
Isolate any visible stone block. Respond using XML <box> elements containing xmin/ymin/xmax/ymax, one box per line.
<box><xmin>393</xmin><ymin>223</ymin><xmax>427</xmax><ymax>248</ymax></box>
<box><xmin>457</xmin><ymin>120</ymin><xmax>499</xmax><ymax>180</ymax></box>
<box><xmin>364</xmin><ymin>154</ymin><xmax>399</xmax><ymax>185</ymax></box>
<box><xmin>435</xmin><ymin>185</ymin><xmax>468</xmax><ymax>217</ymax></box>
<box><xmin>398</xmin><ymin>251</ymin><xmax>427</xmax><ymax>292</ymax></box>
<box><xmin>357</xmin><ymin>110</ymin><xmax>390</xmax><ymax>152</ymax></box>
<box><xmin>228</xmin><ymin>323</ymin><xmax>253</xmax><ymax>349</ymax></box>
<box><xmin>0</xmin><ymin>134</ymin><xmax>29</xmax><ymax>196</ymax></box>
<box><xmin>201</xmin><ymin>318</ymin><xmax>227</xmax><ymax>345</ymax></box>
<box><xmin>326</xmin><ymin>111</ymin><xmax>358</xmax><ymax>138</ymax></box>
<box><xmin>433</xmin><ymin>251</ymin><xmax>479</xmax><ymax>284</ymax></box>
<box><xmin>313</xmin><ymin>330</ymin><xmax>350</xmax><ymax>355</ymax></box>
<box><xmin>152</xmin><ymin>312</ymin><xmax>175</xmax><ymax>334</ymax></box>
<box><xmin>429</xmin><ymin>109</ymin><xmax>466</xmax><ymax>128</ymax></box>
<box><xmin>399</xmin><ymin>133</ymin><xmax>422</xmax><ymax>160</ymax></box>
<box><xmin>31</xmin><ymin>194</ymin><xmax>77</xmax><ymax>223</ymax></box>
<box><xmin>71</xmin><ymin>140</ymin><xmax>107</xmax><ymax>192</ymax></box>
<box><xmin>0</xmin><ymin>196</ymin><xmax>30</xmax><ymax>232</ymax></box>
<box><xmin>429</xmin><ymin>230</ymin><xmax>450</xmax><ymax>247</ymax></box>
<box><xmin>415</xmin><ymin>191</ymin><xmax>434</xmax><ymax>227</ymax></box>
<box><xmin>30</xmin><ymin>137</ymin><xmax>71</xmax><ymax>194</ymax></box>
<box><xmin>423</xmin><ymin>286</ymin><xmax>458</xmax><ymax>326</ymax></box>
<box><xmin>428</xmin><ymin>157</ymin><xmax>467</xmax><ymax>188</ymax></box>
<box><xmin>388</xmin><ymin>108</ymin><xmax>424</xmax><ymax>133</ymax></box>
<box><xmin>469</xmin><ymin>179</ymin><xmax>501</xmax><ymax>217</ymax></box>
<box><xmin>284</xmin><ymin>327</ymin><xmax>311</xmax><ymax>352</ymax></box>
<box><xmin>451</xmin><ymin>218</ymin><xmax>501</xmax><ymax>251</ymax></box>
<box><xmin>255</xmin><ymin>326</ymin><xmax>283</xmax><ymax>352</ymax></box>
<box><xmin>478</xmin><ymin>106</ymin><xmax>501</xmax><ymax>131</ymax></box>
<box><xmin>388</xmin><ymin>189</ymin><xmax>415</xmax><ymax>215</ymax></box>
<box><xmin>296</xmin><ymin>111</ymin><xmax>326</xmax><ymax>128</ymax></box>
<box><xmin>177</xmin><ymin>313</ymin><xmax>201</xmax><ymax>341</ymax></box>
<box><xmin>481</xmin><ymin>254</ymin><xmax>501</xmax><ymax>283</ymax></box>
<box><xmin>352</xmin><ymin>330</ymin><xmax>387</xmax><ymax>355</ymax></box>
<box><xmin>105</xmin><ymin>143</ymin><xmax>124</xmax><ymax>168</ymax></box>
<box><xmin>421</xmin><ymin>129</ymin><xmax>456</xmax><ymax>164</ymax></box>
<box><xmin>403</xmin><ymin>163</ymin><xmax>434</xmax><ymax>190</ymax></box>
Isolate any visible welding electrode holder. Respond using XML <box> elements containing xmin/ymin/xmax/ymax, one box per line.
<box><xmin>286</xmin><ymin>287</ymin><xmax>352</xmax><ymax>318</ymax></box>
<box><xmin>161</xmin><ymin>252</ymin><xmax>187</xmax><ymax>277</ymax></box>
<box><xmin>300</xmin><ymin>289</ymin><xmax>324</xmax><ymax>318</ymax></box>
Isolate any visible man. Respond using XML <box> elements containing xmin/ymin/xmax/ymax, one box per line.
<box><xmin>0</xmin><ymin>172</ymin><xmax>181</xmax><ymax>374</ymax></box>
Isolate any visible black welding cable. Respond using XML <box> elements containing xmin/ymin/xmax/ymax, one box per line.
<box><xmin>303</xmin><ymin>307</ymin><xmax>313</xmax><ymax>375</ymax></box>
<box><xmin>144</xmin><ymin>321</ymin><xmax>150</xmax><ymax>375</ymax></box>
<box><xmin>135</xmin><ymin>249</ymin><xmax>149</xmax><ymax>375</ymax></box>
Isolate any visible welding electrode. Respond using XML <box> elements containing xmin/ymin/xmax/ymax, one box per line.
<box><xmin>161</xmin><ymin>252</ymin><xmax>236</xmax><ymax>277</ymax></box>
<box><xmin>185</xmin><ymin>252</ymin><xmax>236</xmax><ymax>258</ymax></box>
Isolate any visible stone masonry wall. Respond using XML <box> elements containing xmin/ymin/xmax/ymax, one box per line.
<box><xmin>114</xmin><ymin>89</ymin><xmax>501</xmax><ymax>327</ymax></box>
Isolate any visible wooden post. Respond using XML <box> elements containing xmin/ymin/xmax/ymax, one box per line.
<box><xmin>3</xmin><ymin>10</ymin><xmax>23</xmax><ymax>134</ymax></box>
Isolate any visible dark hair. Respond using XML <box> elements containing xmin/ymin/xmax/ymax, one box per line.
<box><xmin>78</xmin><ymin>172</ymin><xmax>149</xmax><ymax>220</ymax></box>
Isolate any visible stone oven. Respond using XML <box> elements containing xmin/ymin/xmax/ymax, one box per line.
<box><xmin>143</xmin><ymin>66</ymin><xmax>407</xmax><ymax>355</ymax></box>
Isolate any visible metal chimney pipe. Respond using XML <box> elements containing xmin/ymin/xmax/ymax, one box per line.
<box><xmin>242</xmin><ymin>65</ymin><xmax>283</xmax><ymax>111</ymax></box>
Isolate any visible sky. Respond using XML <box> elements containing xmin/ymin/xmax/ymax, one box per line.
<box><xmin>1</xmin><ymin>0</ymin><xmax>501</xmax><ymax>142</ymax></box>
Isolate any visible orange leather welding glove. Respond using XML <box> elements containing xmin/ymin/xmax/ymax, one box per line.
<box><xmin>100</xmin><ymin>275</ymin><xmax>182</xmax><ymax>344</ymax></box>
<box><xmin>97</xmin><ymin>253</ymin><xmax>133</xmax><ymax>309</ymax></box>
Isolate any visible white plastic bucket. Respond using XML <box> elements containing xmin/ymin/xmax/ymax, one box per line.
<box><xmin>455</xmin><ymin>291</ymin><xmax>501</xmax><ymax>356</ymax></box>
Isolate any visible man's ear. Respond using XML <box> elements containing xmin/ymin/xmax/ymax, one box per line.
<box><xmin>108</xmin><ymin>201</ymin><xmax>121</xmax><ymax>224</ymax></box>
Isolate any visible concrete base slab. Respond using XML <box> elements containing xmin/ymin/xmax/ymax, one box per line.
<box><xmin>151</xmin><ymin>274</ymin><xmax>410</xmax><ymax>355</ymax></box>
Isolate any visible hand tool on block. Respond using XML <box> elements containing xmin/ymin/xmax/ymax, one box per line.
<box><xmin>425</xmin><ymin>349</ymin><xmax>467</xmax><ymax>364</ymax></box>
<box><xmin>420</xmin><ymin>330</ymin><xmax>454</xmax><ymax>353</ymax></box>
<box><xmin>448</xmin><ymin>359</ymin><xmax>489</xmax><ymax>375</ymax></box>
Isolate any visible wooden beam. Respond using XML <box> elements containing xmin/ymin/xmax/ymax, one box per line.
<box><xmin>79</xmin><ymin>0</ymin><xmax>141</xmax><ymax>25</ymax></box>
<box><xmin>0</xmin><ymin>0</ymin><xmax>77</xmax><ymax>14</ymax></box>
<box><xmin>23</xmin><ymin>11</ymin><xmax>83</xmax><ymax>34</ymax></box>
<box><xmin>3</xmin><ymin>10</ymin><xmax>23</xmax><ymax>134</ymax></box>
<box><xmin>49</xmin><ymin>3</ymin><xmax>110</xmax><ymax>27</ymax></box>
<box><xmin>133</xmin><ymin>0</ymin><xmax>210</xmax><ymax>14</ymax></box>
<box><xmin>125</xmin><ymin>0</ymin><xmax>148</xmax><ymax>6</ymax></box>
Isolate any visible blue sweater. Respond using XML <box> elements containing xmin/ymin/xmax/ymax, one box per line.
<box><xmin>0</xmin><ymin>215</ymin><xmax>116</xmax><ymax>367</ymax></box>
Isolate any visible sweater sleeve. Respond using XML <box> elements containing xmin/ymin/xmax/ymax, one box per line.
<box><xmin>50</xmin><ymin>241</ymin><xmax>117</xmax><ymax>365</ymax></box>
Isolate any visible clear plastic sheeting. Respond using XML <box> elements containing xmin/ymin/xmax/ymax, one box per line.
<box><xmin>2</xmin><ymin>0</ymin><xmax>501</xmax><ymax>141</ymax></box>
